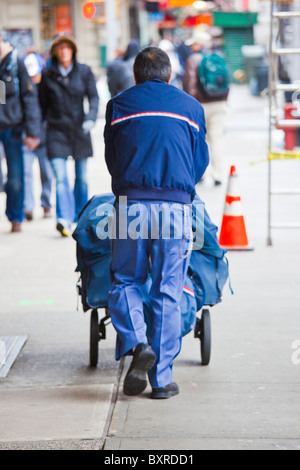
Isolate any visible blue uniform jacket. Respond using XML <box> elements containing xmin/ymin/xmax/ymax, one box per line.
<box><xmin>104</xmin><ymin>79</ymin><xmax>209</xmax><ymax>204</ymax></box>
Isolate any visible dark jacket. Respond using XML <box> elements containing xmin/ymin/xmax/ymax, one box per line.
<box><xmin>104</xmin><ymin>79</ymin><xmax>209</xmax><ymax>204</ymax></box>
<box><xmin>107</xmin><ymin>40</ymin><xmax>140</xmax><ymax>97</ymax></box>
<box><xmin>107</xmin><ymin>59</ymin><xmax>136</xmax><ymax>98</ymax></box>
<box><xmin>0</xmin><ymin>49</ymin><xmax>41</xmax><ymax>137</ymax></box>
<box><xmin>39</xmin><ymin>58</ymin><xmax>99</xmax><ymax>160</ymax></box>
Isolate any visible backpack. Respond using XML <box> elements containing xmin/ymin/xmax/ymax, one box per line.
<box><xmin>198</xmin><ymin>52</ymin><xmax>229</xmax><ymax>99</ymax></box>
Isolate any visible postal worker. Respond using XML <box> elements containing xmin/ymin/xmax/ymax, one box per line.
<box><xmin>104</xmin><ymin>46</ymin><xmax>209</xmax><ymax>399</ymax></box>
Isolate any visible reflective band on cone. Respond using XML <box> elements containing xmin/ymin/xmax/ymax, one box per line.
<box><xmin>219</xmin><ymin>166</ymin><xmax>254</xmax><ymax>251</ymax></box>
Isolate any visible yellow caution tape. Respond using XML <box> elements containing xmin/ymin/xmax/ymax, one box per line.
<box><xmin>250</xmin><ymin>151</ymin><xmax>300</xmax><ymax>165</ymax></box>
<box><xmin>269</xmin><ymin>151</ymin><xmax>300</xmax><ymax>161</ymax></box>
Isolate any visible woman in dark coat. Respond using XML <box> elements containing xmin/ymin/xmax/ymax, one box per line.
<box><xmin>39</xmin><ymin>33</ymin><xmax>99</xmax><ymax>236</ymax></box>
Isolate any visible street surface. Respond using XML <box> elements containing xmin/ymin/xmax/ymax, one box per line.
<box><xmin>0</xmin><ymin>84</ymin><xmax>300</xmax><ymax>450</ymax></box>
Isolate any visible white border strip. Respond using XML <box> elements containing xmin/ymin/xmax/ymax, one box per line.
<box><xmin>0</xmin><ymin>336</ymin><xmax>27</xmax><ymax>378</ymax></box>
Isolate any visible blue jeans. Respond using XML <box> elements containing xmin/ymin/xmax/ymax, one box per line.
<box><xmin>108</xmin><ymin>200</ymin><xmax>192</xmax><ymax>388</ymax></box>
<box><xmin>0</xmin><ymin>128</ymin><xmax>24</xmax><ymax>223</ymax></box>
<box><xmin>50</xmin><ymin>158</ymin><xmax>88</xmax><ymax>226</ymax></box>
<box><xmin>23</xmin><ymin>144</ymin><xmax>53</xmax><ymax>213</ymax></box>
<box><xmin>0</xmin><ymin>144</ymin><xmax>5</xmax><ymax>192</ymax></box>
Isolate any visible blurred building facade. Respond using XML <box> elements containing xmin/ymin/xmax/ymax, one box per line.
<box><xmin>1</xmin><ymin>0</ymin><xmax>298</xmax><ymax>84</ymax></box>
<box><xmin>0</xmin><ymin>0</ymin><xmax>134</xmax><ymax>75</ymax></box>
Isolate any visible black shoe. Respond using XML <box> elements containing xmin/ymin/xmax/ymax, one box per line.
<box><xmin>56</xmin><ymin>221</ymin><xmax>70</xmax><ymax>237</ymax></box>
<box><xmin>151</xmin><ymin>382</ymin><xmax>179</xmax><ymax>400</ymax></box>
<box><xmin>123</xmin><ymin>344</ymin><xmax>156</xmax><ymax>396</ymax></box>
<box><xmin>214</xmin><ymin>180</ymin><xmax>222</xmax><ymax>186</ymax></box>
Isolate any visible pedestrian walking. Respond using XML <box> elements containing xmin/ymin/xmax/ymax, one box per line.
<box><xmin>0</xmin><ymin>31</ymin><xmax>41</xmax><ymax>233</ymax></box>
<box><xmin>23</xmin><ymin>52</ymin><xmax>53</xmax><ymax>221</ymax></box>
<box><xmin>39</xmin><ymin>33</ymin><xmax>99</xmax><ymax>237</ymax></box>
<box><xmin>104</xmin><ymin>47</ymin><xmax>209</xmax><ymax>399</ymax></box>
<box><xmin>158</xmin><ymin>39</ymin><xmax>183</xmax><ymax>88</ymax></box>
<box><xmin>107</xmin><ymin>40</ymin><xmax>140</xmax><ymax>97</ymax></box>
<box><xmin>183</xmin><ymin>28</ymin><xmax>229</xmax><ymax>186</ymax></box>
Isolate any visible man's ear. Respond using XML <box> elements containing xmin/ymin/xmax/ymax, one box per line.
<box><xmin>167</xmin><ymin>74</ymin><xmax>172</xmax><ymax>85</ymax></box>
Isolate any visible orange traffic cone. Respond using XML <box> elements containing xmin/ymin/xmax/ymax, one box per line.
<box><xmin>219</xmin><ymin>166</ymin><xmax>253</xmax><ymax>251</ymax></box>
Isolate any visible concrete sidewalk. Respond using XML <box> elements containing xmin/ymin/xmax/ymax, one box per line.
<box><xmin>0</xmin><ymin>209</ymin><xmax>120</xmax><ymax>449</ymax></box>
<box><xmin>0</xmin><ymin>85</ymin><xmax>300</xmax><ymax>450</ymax></box>
<box><xmin>105</xmin><ymin>246</ymin><xmax>300</xmax><ymax>450</ymax></box>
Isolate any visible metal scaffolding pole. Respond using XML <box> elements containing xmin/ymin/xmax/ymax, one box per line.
<box><xmin>267</xmin><ymin>0</ymin><xmax>274</xmax><ymax>246</ymax></box>
<box><xmin>267</xmin><ymin>0</ymin><xmax>300</xmax><ymax>246</ymax></box>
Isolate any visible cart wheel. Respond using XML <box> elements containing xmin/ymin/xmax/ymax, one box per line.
<box><xmin>200</xmin><ymin>309</ymin><xmax>211</xmax><ymax>366</ymax></box>
<box><xmin>90</xmin><ymin>309</ymin><xmax>99</xmax><ymax>367</ymax></box>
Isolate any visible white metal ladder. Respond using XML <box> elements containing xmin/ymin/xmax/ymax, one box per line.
<box><xmin>267</xmin><ymin>0</ymin><xmax>300</xmax><ymax>245</ymax></box>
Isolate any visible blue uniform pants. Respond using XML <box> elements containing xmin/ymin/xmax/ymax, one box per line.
<box><xmin>50</xmin><ymin>158</ymin><xmax>88</xmax><ymax>226</ymax></box>
<box><xmin>23</xmin><ymin>144</ymin><xmax>53</xmax><ymax>213</ymax></box>
<box><xmin>108</xmin><ymin>200</ymin><xmax>192</xmax><ymax>389</ymax></box>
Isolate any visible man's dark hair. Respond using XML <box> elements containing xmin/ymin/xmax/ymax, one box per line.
<box><xmin>134</xmin><ymin>47</ymin><xmax>172</xmax><ymax>84</ymax></box>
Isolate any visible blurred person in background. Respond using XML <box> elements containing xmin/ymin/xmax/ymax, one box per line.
<box><xmin>159</xmin><ymin>39</ymin><xmax>183</xmax><ymax>88</ymax></box>
<box><xmin>0</xmin><ymin>29</ymin><xmax>41</xmax><ymax>233</ymax></box>
<box><xmin>183</xmin><ymin>28</ymin><xmax>229</xmax><ymax>186</ymax></box>
<box><xmin>107</xmin><ymin>40</ymin><xmax>140</xmax><ymax>97</ymax></box>
<box><xmin>39</xmin><ymin>33</ymin><xmax>99</xmax><ymax>237</ymax></box>
<box><xmin>176</xmin><ymin>38</ymin><xmax>192</xmax><ymax>70</ymax></box>
<box><xmin>23</xmin><ymin>52</ymin><xmax>53</xmax><ymax>221</ymax></box>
